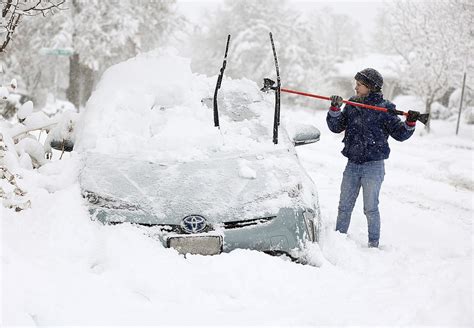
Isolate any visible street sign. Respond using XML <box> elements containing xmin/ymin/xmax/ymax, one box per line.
<box><xmin>39</xmin><ymin>47</ymin><xmax>74</xmax><ymax>56</ymax></box>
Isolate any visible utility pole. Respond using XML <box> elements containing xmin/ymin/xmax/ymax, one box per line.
<box><xmin>455</xmin><ymin>72</ymin><xmax>467</xmax><ymax>135</ymax></box>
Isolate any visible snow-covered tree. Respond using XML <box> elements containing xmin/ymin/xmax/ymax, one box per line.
<box><xmin>0</xmin><ymin>0</ymin><xmax>65</xmax><ymax>53</ymax></box>
<box><xmin>191</xmin><ymin>1</ymin><xmax>296</xmax><ymax>79</ymax></box>
<box><xmin>0</xmin><ymin>0</ymin><xmax>66</xmax><ymax>116</ymax></box>
<box><xmin>1</xmin><ymin>18</ymin><xmax>62</xmax><ymax>110</ymax></box>
<box><xmin>379</xmin><ymin>0</ymin><xmax>473</xmax><ymax>131</ymax></box>
<box><xmin>66</xmin><ymin>0</ymin><xmax>183</xmax><ymax>108</ymax></box>
<box><xmin>309</xmin><ymin>7</ymin><xmax>361</xmax><ymax>64</ymax></box>
<box><xmin>4</xmin><ymin>0</ymin><xmax>183</xmax><ymax>109</ymax></box>
<box><xmin>190</xmin><ymin>0</ymin><xmax>360</xmax><ymax>106</ymax></box>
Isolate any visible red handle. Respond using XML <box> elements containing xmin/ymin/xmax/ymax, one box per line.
<box><xmin>280</xmin><ymin>88</ymin><xmax>407</xmax><ymax>117</ymax></box>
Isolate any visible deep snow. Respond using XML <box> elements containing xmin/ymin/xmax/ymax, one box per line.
<box><xmin>1</xmin><ymin>52</ymin><xmax>472</xmax><ymax>326</ymax></box>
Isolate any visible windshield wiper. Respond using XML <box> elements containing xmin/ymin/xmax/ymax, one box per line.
<box><xmin>269</xmin><ymin>32</ymin><xmax>281</xmax><ymax>144</ymax></box>
<box><xmin>213</xmin><ymin>34</ymin><xmax>231</xmax><ymax>128</ymax></box>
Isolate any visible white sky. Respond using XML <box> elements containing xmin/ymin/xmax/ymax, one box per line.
<box><xmin>177</xmin><ymin>0</ymin><xmax>384</xmax><ymax>34</ymax></box>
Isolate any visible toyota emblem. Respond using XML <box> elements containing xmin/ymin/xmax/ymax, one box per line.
<box><xmin>181</xmin><ymin>215</ymin><xmax>207</xmax><ymax>233</ymax></box>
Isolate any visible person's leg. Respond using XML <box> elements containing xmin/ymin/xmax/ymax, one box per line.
<box><xmin>361</xmin><ymin>161</ymin><xmax>385</xmax><ymax>246</ymax></box>
<box><xmin>336</xmin><ymin>162</ymin><xmax>362</xmax><ymax>234</ymax></box>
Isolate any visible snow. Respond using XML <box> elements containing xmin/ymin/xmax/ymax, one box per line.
<box><xmin>1</xmin><ymin>52</ymin><xmax>473</xmax><ymax>326</ymax></box>
<box><xmin>14</xmin><ymin>137</ymin><xmax>47</xmax><ymax>168</ymax></box>
<box><xmin>44</xmin><ymin>111</ymin><xmax>78</xmax><ymax>145</ymax></box>
<box><xmin>75</xmin><ymin>49</ymin><xmax>282</xmax><ymax>163</ymax></box>
<box><xmin>8</xmin><ymin>111</ymin><xmax>59</xmax><ymax>140</ymax></box>
<box><xmin>10</xmin><ymin>79</ymin><xmax>17</xmax><ymax>90</ymax></box>
<box><xmin>17</xmin><ymin>101</ymin><xmax>33</xmax><ymax>121</ymax></box>
<box><xmin>0</xmin><ymin>86</ymin><xmax>9</xmax><ymax>100</ymax></box>
<box><xmin>238</xmin><ymin>159</ymin><xmax>257</xmax><ymax>179</ymax></box>
<box><xmin>41</xmin><ymin>95</ymin><xmax>76</xmax><ymax>117</ymax></box>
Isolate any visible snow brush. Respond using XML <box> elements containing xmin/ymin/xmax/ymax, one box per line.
<box><xmin>260</xmin><ymin>78</ymin><xmax>430</xmax><ymax>125</ymax></box>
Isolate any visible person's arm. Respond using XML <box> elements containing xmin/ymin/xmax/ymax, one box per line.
<box><xmin>326</xmin><ymin>95</ymin><xmax>347</xmax><ymax>133</ymax></box>
<box><xmin>385</xmin><ymin>104</ymin><xmax>416</xmax><ymax>141</ymax></box>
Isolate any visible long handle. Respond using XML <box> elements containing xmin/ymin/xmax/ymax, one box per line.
<box><xmin>280</xmin><ymin>88</ymin><xmax>406</xmax><ymax>116</ymax></box>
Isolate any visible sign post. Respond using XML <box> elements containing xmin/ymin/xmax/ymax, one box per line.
<box><xmin>39</xmin><ymin>48</ymin><xmax>74</xmax><ymax>104</ymax></box>
<box><xmin>39</xmin><ymin>48</ymin><xmax>74</xmax><ymax>57</ymax></box>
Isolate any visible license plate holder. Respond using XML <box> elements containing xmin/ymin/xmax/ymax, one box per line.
<box><xmin>167</xmin><ymin>235</ymin><xmax>223</xmax><ymax>256</ymax></box>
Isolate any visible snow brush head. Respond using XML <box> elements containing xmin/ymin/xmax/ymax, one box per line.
<box><xmin>261</xmin><ymin>78</ymin><xmax>276</xmax><ymax>92</ymax></box>
<box><xmin>417</xmin><ymin>113</ymin><xmax>430</xmax><ymax>125</ymax></box>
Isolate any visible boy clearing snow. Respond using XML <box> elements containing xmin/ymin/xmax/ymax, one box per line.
<box><xmin>327</xmin><ymin>68</ymin><xmax>419</xmax><ymax>248</ymax></box>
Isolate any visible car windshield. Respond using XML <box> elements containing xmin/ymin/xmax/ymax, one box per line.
<box><xmin>74</xmin><ymin>51</ymin><xmax>290</xmax><ymax>163</ymax></box>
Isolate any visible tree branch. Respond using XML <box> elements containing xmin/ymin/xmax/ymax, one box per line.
<box><xmin>2</xmin><ymin>0</ymin><xmax>13</xmax><ymax>18</ymax></box>
<box><xmin>0</xmin><ymin>0</ymin><xmax>66</xmax><ymax>53</ymax></box>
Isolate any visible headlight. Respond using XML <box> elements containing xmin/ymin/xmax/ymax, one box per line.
<box><xmin>82</xmin><ymin>190</ymin><xmax>140</xmax><ymax>211</ymax></box>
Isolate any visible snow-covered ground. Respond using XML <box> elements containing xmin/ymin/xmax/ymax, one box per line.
<box><xmin>1</xmin><ymin>54</ymin><xmax>472</xmax><ymax>326</ymax></box>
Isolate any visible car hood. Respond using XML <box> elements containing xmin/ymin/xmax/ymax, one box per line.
<box><xmin>80</xmin><ymin>150</ymin><xmax>315</xmax><ymax>224</ymax></box>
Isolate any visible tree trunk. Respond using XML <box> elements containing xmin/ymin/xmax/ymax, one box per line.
<box><xmin>66</xmin><ymin>53</ymin><xmax>95</xmax><ymax>110</ymax></box>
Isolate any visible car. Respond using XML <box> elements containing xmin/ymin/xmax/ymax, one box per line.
<box><xmin>76</xmin><ymin>52</ymin><xmax>322</xmax><ymax>262</ymax></box>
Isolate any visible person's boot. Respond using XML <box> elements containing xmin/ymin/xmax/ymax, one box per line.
<box><xmin>368</xmin><ymin>240</ymin><xmax>379</xmax><ymax>248</ymax></box>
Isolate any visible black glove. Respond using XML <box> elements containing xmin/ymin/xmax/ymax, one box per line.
<box><xmin>330</xmin><ymin>95</ymin><xmax>343</xmax><ymax>108</ymax></box>
<box><xmin>406</xmin><ymin>110</ymin><xmax>420</xmax><ymax>123</ymax></box>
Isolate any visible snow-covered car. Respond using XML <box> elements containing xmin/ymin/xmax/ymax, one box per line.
<box><xmin>76</xmin><ymin>50</ymin><xmax>321</xmax><ymax>261</ymax></box>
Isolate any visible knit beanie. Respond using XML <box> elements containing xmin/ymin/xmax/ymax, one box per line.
<box><xmin>354</xmin><ymin>68</ymin><xmax>383</xmax><ymax>91</ymax></box>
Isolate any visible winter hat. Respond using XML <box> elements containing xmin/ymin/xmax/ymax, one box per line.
<box><xmin>354</xmin><ymin>68</ymin><xmax>383</xmax><ymax>91</ymax></box>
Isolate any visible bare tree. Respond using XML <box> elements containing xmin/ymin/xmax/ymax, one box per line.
<box><xmin>2</xmin><ymin>0</ymin><xmax>181</xmax><ymax>109</ymax></box>
<box><xmin>1</xmin><ymin>0</ymin><xmax>66</xmax><ymax>53</ymax></box>
<box><xmin>64</xmin><ymin>0</ymin><xmax>180</xmax><ymax>108</ymax></box>
<box><xmin>382</xmin><ymin>0</ymin><xmax>473</xmax><ymax>132</ymax></box>
<box><xmin>190</xmin><ymin>0</ymin><xmax>360</xmax><ymax>106</ymax></box>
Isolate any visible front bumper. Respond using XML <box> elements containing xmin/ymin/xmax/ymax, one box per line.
<box><xmin>90</xmin><ymin>206</ymin><xmax>320</xmax><ymax>258</ymax></box>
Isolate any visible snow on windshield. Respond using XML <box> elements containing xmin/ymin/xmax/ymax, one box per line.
<box><xmin>74</xmin><ymin>49</ymin><xmax>287</xmax><ymax>162</ymax></box>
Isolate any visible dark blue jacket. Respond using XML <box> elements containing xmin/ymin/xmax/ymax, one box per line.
<box><xmin>326</xmin><ymin>92</ymin><xmax>414</xmax><ymax>164</ymax></box>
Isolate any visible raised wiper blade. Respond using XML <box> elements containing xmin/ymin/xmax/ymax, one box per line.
<box><xmin>269</xmin><ymin>32</ymin><xmax>281</xmax><ymax>144</ymax></box>
<box><xmin>213</xmin><ymin>34</ymin><xmax>231</xmax><ymax>128</ymax></box>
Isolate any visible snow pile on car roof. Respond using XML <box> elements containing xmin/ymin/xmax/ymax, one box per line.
<box><xmin>75</xmin><ymin>49</ymin><xmax>282</xmax><ymax>162</ymax></box>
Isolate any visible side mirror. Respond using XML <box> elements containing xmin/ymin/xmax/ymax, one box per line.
<box><xmin>50</xmin><ymin>139</ymin><xmax>74</xmax><ymax>152</ymax></box>
<box><xmin>291</xmin><ymin>124</ymin><xmax>320</xmax><ymax>146</ymax></box>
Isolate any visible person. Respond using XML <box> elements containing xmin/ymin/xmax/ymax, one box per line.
<box><xmin>326</xmin><ymin>68</ymin><xmax>419</xmax><ymax>248</ymax></box>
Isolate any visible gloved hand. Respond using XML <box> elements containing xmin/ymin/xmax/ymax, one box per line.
<box><xmin>406</xmin><ymin>110</ymin><xmax>419</xmax><ymax>126</ymax></box>
<box><xmin>330</xmin><ymin>95</ymin><xmax>343</xmax><ymax>109</ymax></box>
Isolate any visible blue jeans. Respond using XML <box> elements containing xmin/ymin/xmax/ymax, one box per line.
<box><xmin>335</xmin><ymin>160</ymin><xmax>385</xmax><ymax>243</ymax></box>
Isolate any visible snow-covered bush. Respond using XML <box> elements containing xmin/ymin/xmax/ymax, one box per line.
<box><xmin>42</xmin><ymin>93</ymin><xmax>77</xmax><ymax>117</ymax></box>
<box><xmin>430</xmin><ymin>102</ymin><xmax>453</xmax><ymax>120</ymax></box>
<box><xmin>449</xmin><ymin>88</ymin><xmax>474</xmax><ymax>124</ymax></box>
<box><xmin>0</xmin><ymin>130</ymin><xmax>30</xmax><ymax>211</ymax></box>
<box><xmin>1</xmin><ymin>81</ymin><xmax>78</xmax><ymax>211</ymax></box>
<box><xmin>0</xmin><ymin>90</ymin><xmax>30</xmax><ymax>120</ymax></box>
<box><xmin>44</xmin><ymin>110</ymin><xmax>78</xmax><ymax>158</ymax></box>
<box><xmin>463</xmin><ymin>107</ymin><xmax>474</xmax><ymax>124</ymax></box>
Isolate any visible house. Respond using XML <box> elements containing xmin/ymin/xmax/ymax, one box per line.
<box><xmin>330</xmin><ymin>53</ymin><xmax>403</xmax><ymax>100</ymax></box>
